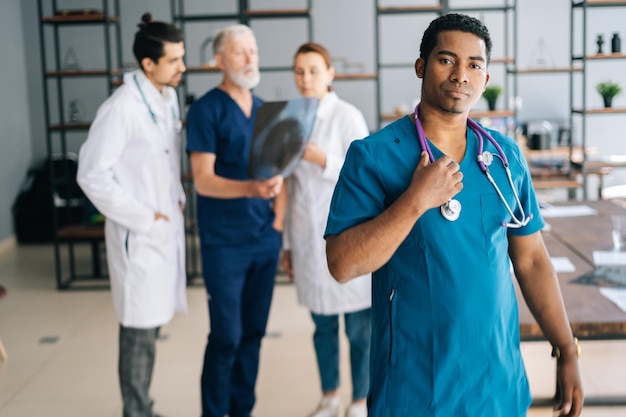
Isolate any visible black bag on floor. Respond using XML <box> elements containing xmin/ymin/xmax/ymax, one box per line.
<box><xmin>12</xmin><ymin>155</ymin><xmax>86</xmax><ymax>244</ymax></box>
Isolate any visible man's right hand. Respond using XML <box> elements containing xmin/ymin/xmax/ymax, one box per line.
<box><xmin>407</xmin><ymin>151</ymin><xmax>464</xmax><ymax>211</ymax></box>
<box><xmin>249</xmin><ymin>175</ymin><xmax>283</xmax><ymax>199</ymax></box>
<box><xmin>154</xmin><ymin>212</ymin><xmax>170</xmax><ymax>222</ymax></box>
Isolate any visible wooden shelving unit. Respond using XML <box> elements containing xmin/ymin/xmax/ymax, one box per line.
<box><xmin>38</xmin><ymin>0</ymin><xmax>122</xmax><ymax>289</ymax></box>
<box><xmin>570</xmin><ymin>0</ymin><xmax>626</xmax><ymax>198</ymax></box>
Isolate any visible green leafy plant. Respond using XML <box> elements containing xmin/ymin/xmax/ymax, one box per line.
<box><xmin>482</xmin><ymin>85</ymin><xmax>502</xmax><ymax>111</ymax></box>
<box><xmin>596</xmin><ymin>80</ymin><xmax>622</xmax><ymax>98</ymax></box>
<box><xmin>482</xmin><ymin>85</ymin><xmax>502</xmax><ymax>102</ymax></box>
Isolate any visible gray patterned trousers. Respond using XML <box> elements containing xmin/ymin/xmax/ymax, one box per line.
<box><xmin>119</xmin><ymin>325</ymin><xmax>160</xmax><ymax>417</ymax></box>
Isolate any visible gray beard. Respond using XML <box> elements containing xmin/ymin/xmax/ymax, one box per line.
<box><xmin>232</xmin><ymin>69</ymin><xmax>260</xmax><ymax>90</ymax></box>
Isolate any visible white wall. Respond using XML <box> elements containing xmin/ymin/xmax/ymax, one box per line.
<box><xmin>0</xmin><ymin>1</ymin><xmax>34</xmax><ymax>241</ymax></box>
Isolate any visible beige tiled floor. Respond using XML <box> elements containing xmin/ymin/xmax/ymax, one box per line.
<box><xmin>0</xmin><ymin>242</ymin><xmax>625</xmax><ymax>417</ymax></box>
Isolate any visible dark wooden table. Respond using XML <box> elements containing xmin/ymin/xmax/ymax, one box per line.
<box><xmin>517</xmin><ymin>200</ymin><xmax>626</xmax><ymax>406</ymax></box>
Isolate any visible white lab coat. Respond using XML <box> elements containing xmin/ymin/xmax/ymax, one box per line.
<box><xmin>77</xmin><ymin>70</ymin><xmax>187</xmax><ymax>328</ymax></box>
<box><xmin>284</xmin><ymin>92</ymin><xmax>372</xmax><ymax>315</ymax></box>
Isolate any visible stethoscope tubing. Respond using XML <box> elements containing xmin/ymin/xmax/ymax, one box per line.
<box><xmin>413</xmin><ymin>104</ymin><xmax>530</xmax><ymax>228</ymax></box>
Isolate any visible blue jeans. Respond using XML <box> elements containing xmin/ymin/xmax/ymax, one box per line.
<box><xmin>311</xmin><ymin>308</ymin><xmax>371</xmax><ymax>400</ymax></box>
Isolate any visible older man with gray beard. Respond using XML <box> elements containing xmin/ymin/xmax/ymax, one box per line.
<box><xmin>186</xmin><ymin>24</ymin><xmax>286</xmax><ymax>417</ymax></box>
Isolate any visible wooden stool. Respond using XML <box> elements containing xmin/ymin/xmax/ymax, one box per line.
<box><xmin>0</xmin><ymin>285</ymin><xmax>7</xmax><ymax>361</ymax></box>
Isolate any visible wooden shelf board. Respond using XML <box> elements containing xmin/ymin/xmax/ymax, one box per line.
<box><xmin>491</xmin><ymin>56</ymin><xmax>515</xmax><ymax>64</ymax></box>
<box><xmin>186</xmin><ymin>65</ymin><xmax>220</xmax><ymax>73</ymax></box>
<box><xmin>586</xmin><ymin>53</ymin><xmax>626</xmax><ymax>60</ymax></box>
<box><xmin>244</xmin><ymin>8</ymin><xmax>309</xmax><ymax>17</ymax></box>
<box><xmin>514</xmin><ymin>67</ymin><xmax>582</xmax><ymax>74</ymax></box>
<box><xmin>378</xmin><ymin>5</ymin><xmax>443</xmax><ymax>13</ymax></box>
<box><xmin>573</xmin><ymin>107</ymin><xmax>626</xmax><ymax>114</ymax></box>
<box><xmin>533</xmin><ymin>179</ymin><xmax>581</xmax><ymax>190</ymax></box>
<box><xmin>380</xmin><ymin>113</ymin><xmax>404</xmax><ymax>121</ymax></box>
<box><xmin>577</xmin><ymin>0</ymin><xmax>626</xmax><ymax>6</ymax></box>
<box><xmin>470</xmin><ymin>110</ymin><xmax>515</xmax><ymax>118</ymax></box>
<box><xmin>42</xmin><ymin>14</ymin><xmax>118</xmax><ymax>23</ymax></box>
<box><xmin>334</xmin><ymin>73</ymin><xmax>377</xmax><ymax>80</ymax></box>
<box><xmin>46</xmin><ymin>69</ymin><xmax>122</xmax><ymax>77</ymax></box>
<box><xmin>174</xmin><ymin>13</ymin><xmax>238</xmax><ymax>22</ymax></box>
<box><xmin>58</xmin><ymin>224</ymin><xmax>104</xmax><ymax>240</ymax></box>
<box><xmin>49</xmin><ymin>123</ymin><xmax>91</xmax><ymax>131</ymax></box>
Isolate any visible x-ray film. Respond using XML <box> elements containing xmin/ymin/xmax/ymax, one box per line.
<box><xmin>248</xmin><ymin>97</ymin><xmax>318</xmax><ymax>179</ymax></box>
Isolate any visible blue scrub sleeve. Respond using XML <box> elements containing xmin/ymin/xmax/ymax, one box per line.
<box><xmin>325</xmin><ymin>140</ymin><xmax>387</xmax><ymax>238</ymax></box>
<box><xmin>186</xmin><ymin>99</ymin><xmax>216</xmax><ymax>154</ymax></box>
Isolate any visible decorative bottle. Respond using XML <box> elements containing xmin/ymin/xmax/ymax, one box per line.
<box><xmin>612</xmin><ymin>32</ymin><xmax>621</xmax><ymax>54</ymax></box>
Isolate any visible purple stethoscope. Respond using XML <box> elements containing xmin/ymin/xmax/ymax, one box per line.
<box><xmin>413</xmin><ymin>105</ymin><xmax>531</xmax><ymax>228</ymax></box>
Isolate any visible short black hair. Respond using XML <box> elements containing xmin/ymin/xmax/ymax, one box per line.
<box><xmin>419</xmin><ymin>13</ymin><xmax>492</xmax><ymax>65</ymax></box>
<box><xmin>133</xmin><ymin>13</ymin><xmax>184</xmax><ymax>70</ymax></box>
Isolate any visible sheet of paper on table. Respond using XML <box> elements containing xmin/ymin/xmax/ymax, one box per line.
<box><xmin>540</xmin><ymin>205</ymin><xmax>598</xmax><ymax>218</ymax></box>
<box><xmin>593</xmin><ymin>251</ymin><xmax>626</xmax><ymax>266</ymax></box>
<box><xmin>551</xmin><ymin>256</ymin><xmax>576</xmax><ymax>272</ymax></box>
<box><xmin>599</xmin><ymin>287</ymin><xmax>626</xmax><ymax>313</ymax></box>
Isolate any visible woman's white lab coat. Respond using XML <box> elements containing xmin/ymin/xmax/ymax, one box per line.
<box><xmin>77</xmin><ymin>70</ymin><xmax>187</xmax><ymax>328</ymax></box>
<box><xmin>284</xmin><ymin>92</ymin><xmax>372</xmax><ymax>315</ymax></box>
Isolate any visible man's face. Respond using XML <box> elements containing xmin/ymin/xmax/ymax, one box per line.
<box><xmin>145</xmin><ymin>41</ymin><xmax>186</xmax><ymax>89</ymax></box>
<box><xmin>217</xmin><ymin>32</ymin><xmax>260</xmax><ymax>90</ymax></box>
<box><xmin>415</xmin><ymin>30</ymin><xmax>489</xmax><ymax>115</ymax></box>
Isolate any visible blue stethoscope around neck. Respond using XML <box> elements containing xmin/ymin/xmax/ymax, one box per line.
<box><xmin>413</xmin><ymin>104</ymin><xmax>531</xmax><ymax>228</ymax></box>
<box><xmin>133</xmin><ymin>74</ymin><xmax>183</xmax><ymax>132</ymax></box>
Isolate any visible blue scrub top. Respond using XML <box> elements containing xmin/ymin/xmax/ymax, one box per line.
<box><xmin>325</xmin><ymin>116</ymin><xmax>544</xmax><ymax>416</ymax></box>
<box><xmin>186</xmin><ymin>88</ymin><xmax>275</xmax><ymax>246</ymax></box>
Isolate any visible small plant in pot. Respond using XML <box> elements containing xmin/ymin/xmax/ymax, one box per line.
<box><xmin>596</xmin><ymin>80</ymin><xmax>622</xmax><ymax>108</ymax></box>
<box><xmin>482</xmin><ymin>85</ymin><xmax>502</xmax><ymax>111</ymax></box>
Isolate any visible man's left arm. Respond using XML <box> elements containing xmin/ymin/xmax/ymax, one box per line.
<box><xmin>509</xmin><ymin>232</ymin><xmax>584</xmax><ymax>416</ymax></box>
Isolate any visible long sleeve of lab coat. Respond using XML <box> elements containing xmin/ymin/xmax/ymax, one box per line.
<box><xmin>77</xmin><ymin>89</ymin><xmax>156</xmax><ymax>234</ymax></box>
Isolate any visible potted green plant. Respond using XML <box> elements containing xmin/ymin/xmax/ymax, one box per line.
<box><xmin>482</xmin><ymin>85</ymin><xmax>502</xmax><ymax>111</ymax></box>
<box><xmin>596</xmin><ymin>80</ymin><xmax>622</xmax><ymax>108</ymax></box>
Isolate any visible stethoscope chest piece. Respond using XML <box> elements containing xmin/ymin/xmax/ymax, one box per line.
<box><xmin>412</xmin><ymin>104</ymin><xmax>530</xmax><ymax>228</ymax></box>
<box><xmin>441</xmin><ymin>199</ymin><xmax>461</xmax><ymax>221</ymax></box>
<box><xmin>481</xmin><ymin>151</ymin><xmax>493</xmax><ymax>166</ymax></box>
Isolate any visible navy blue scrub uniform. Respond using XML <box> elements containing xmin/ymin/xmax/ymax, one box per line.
<box><xmin>186</xmin><ymin>88</ymin><xmax>282</xmax><ymax>417</ymax></box>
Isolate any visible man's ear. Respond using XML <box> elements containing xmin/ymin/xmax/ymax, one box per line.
<box><xmin>415</xmin><ymin>58</ymin><xmax>425</xmax><ymax>79</ymax></box>
<box><xmin>483</xmin><ymin>72</ymin><xmax>491</xmax><ymax>90</ymax></box>
<box><xmin>141</xmin><ymin>57</ymin><xmax>156</xmax><ymax>73</ymax></box>
<box><xmin>214</xmin><ymin>53</ymin><xmax>223</xmax><ymax>69</ymax></box>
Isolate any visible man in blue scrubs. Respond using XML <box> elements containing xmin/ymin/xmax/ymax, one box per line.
<box><xmin>186</xmin><ymin>24</ymin><xmax>285</xmax><ymax>417</ymax></box>
<box><xmin>325</xmin><ymin>14</ymin><xmax>583</xmax><ymax>417</ymax></box>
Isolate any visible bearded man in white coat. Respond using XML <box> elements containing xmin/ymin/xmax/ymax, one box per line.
<box><xmin>76</xmin><ymin>13</ymin><xmax>187</xmax><ymax>417</ymax></box>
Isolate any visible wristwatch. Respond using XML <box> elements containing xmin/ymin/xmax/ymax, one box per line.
<box><xmin>551</xmin><ymin>337</ymin><xmax>581</xmax><ymax>359</ymax></box>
